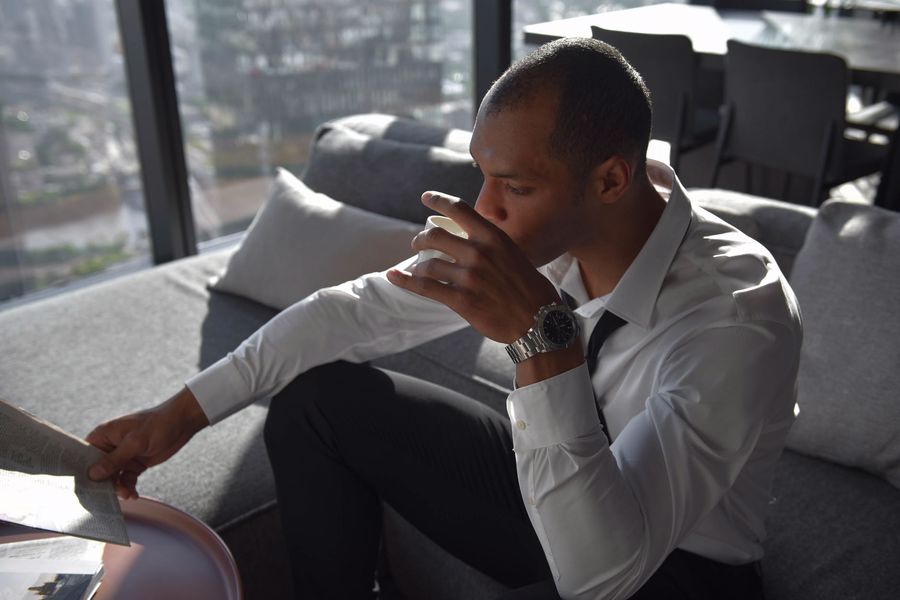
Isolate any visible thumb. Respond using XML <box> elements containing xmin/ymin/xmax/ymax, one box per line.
<box><xmin>88</xmin><ymin>433</ymin><xmax>147</xmax><ymax>481</ymax></box>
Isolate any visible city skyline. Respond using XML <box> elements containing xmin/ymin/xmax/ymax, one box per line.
<box><xmin>0</xmin><ymin>0</ymin><xmax>651</xmax><ymax>306</ymax></box>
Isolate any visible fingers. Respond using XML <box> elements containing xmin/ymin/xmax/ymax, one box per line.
<box><xmin>90</xmin><ymin>450</ymin><xmax>146</xmax><ymax>500</ymax></box>
<box><xmin>421</xmin><ymin>191</ymin><xmax>502</xmax><ymax>241</ymax></box>
<box><xmin>410</xmin><ymin>256</ymin><xmax>468</xmax><ymax>284</ymax></box>
<box><xmin>86</xmin><ymin>434</ymin><xmax>114</xmax><ymax>454</ymax></box>
<box><xmin>386</xmin><ymin>266</ymin><xmax>464</xmax><ymax>307</ymax></box>
<box><xmin>85</xmin><ymin>422</ymin><xmax>119</xmax><ymax>451</ymax></box>
<box><xmin>412</xmin><ymin>226</ymin><xmax>474</xmax><ymax>263</ymax></box>
<box><xmin>88</xmin><ymin>426</ymin><xmax>146</xmax><ymax>499</ymax></box>
<box><xmin>85</xmin><ymin>413</ymin><xmax>145</xmax><ymax>451</ymax></box>
<box><xmin>88</xmin><ymin>431</ymin><xmax>148</xmax><ymax>481</ymax></box>
<box><xmin>115</xmin><ymin>471</ymin><xmax>141</xmax><ymax>501</ymax></box>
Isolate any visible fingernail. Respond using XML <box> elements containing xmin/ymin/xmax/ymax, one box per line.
<box><xmin>423</xmin><ymin>192</ymin><xmax>435</xmax><ymax>204</ymax></box>
<box><xmin>89</xmin><ymin>465</ymin><xmax>106</xmax><ymax>480</ymax></box>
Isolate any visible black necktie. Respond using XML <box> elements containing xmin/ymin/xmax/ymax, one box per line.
<box><xmin>561</xmin><ymin>291</ymin><xmax>627</xmax><ymax>443</ymax></box>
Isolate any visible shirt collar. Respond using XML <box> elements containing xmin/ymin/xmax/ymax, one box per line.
<box><xmin>544</xmin><ymin>159</ymin><xmax>692</xmax><ymax>329</ymax></box>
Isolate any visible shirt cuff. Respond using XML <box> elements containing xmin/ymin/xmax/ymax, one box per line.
<box><xmin>505</xmin><ymin>362</ymin><xmax>603</xmax><ymax>452</ymax></box>
<box><xmin>185</xmin><ymin>354</ymin><xmax>253</xmax><ymax>425</ymax></box>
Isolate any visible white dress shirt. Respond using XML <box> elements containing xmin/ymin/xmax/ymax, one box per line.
<box><xmin>187</xmin><ymin>160</ymin><xmax>802</xmax><ymax>600</ymax></box>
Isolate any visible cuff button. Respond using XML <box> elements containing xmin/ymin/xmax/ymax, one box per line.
<box><xmin>515</xmin><ymin>419</ymin><xmax>527</xmax><ymax>430</ymax></box>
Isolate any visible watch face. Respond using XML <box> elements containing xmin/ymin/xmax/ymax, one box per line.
<box><xmin>542</xmin><ymin>309</ymin><xmax>577</xmax><ymax>346</ymax></box>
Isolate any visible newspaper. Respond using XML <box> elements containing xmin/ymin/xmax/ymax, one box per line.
<box><xmin>0</xmin><ymin>537</ymin><xmax>104</xmax><ymax>600</ymax></box>
<box><xmin>0</xmin><ymin>399</ymin><xmax>129</xmax><ymax>546</ymax></box>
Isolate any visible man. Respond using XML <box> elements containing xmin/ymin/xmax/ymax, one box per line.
<box><xmin>86</xmin><ymin>38</ymin><xmax>801</xmax><ymax>599</ymax></box>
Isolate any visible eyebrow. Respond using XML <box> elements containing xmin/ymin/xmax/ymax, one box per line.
<box><xmin>470</xmin><ymin>142</ymin><xmax>540</xmax><ymax>180</ymax></box>
<box><xmin>491</xmin><ymin>170</ymin><xmax>529</xmax><ymax>180</ymax></box>
<box><xmin>471</xmin><ymin>160</ymin><xmax>536</xmax><ymax>181</ymax></box>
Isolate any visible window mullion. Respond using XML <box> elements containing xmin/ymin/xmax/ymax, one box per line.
<box><xmin>473</xmin><ymin>0</ymin><xmax>513</xmax><ymax>120</ymax></box>
<box><xmin>116</xmin><ymin>0</ymin><xmax>195</xmax><ymax>264</ymax></box>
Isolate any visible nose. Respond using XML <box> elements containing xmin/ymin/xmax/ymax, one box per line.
<box><xmin>474</xmin><ymin>180</ymin><xmax>508</xmax><ymax>223</ymax></box>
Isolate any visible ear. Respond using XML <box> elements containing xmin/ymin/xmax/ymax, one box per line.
<box><xmin>586</xmin><ymin>155</ymin><xmax>633</xmax><ymax>205</ymax></box>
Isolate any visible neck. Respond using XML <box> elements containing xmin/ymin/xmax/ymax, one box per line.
<box><xmin>571</xmin><ymin>175</ymin><xmax>666</xmax><ymax>299</ymax></box>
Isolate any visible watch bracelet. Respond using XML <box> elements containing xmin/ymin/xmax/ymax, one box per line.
<box><xmin>505</xmin><ymin>328</ymin><xmax>542</xmax><ymax>364</ymax></box>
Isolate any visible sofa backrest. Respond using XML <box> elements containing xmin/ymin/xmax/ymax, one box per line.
<box><xmin>301</xmin><ymin>113</ymin><xmax>816</xmax><ymax>276</ymax></box>
<box><xmin>688</xmin><ymin>189</ymin><xmax>816</xmax><ymax>277</ymax></box>
<box><xmin>301</xmin><ymin>115</ymin><xmax>483</xmax><ymax>225</ymax></box>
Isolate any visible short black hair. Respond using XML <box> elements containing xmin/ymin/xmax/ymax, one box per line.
<box><xmin>485</xmin><ymin>37</ymin><xmax>651</xmax><ymax>182</ymax></box>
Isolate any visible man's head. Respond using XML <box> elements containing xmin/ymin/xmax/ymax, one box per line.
<box><xmin>468</xmin><ymin>37</ymin><xmax>654</xmax><ymax>267</ymax></box>
<box><xmin>480</xmin><ymin>37</ymin><xmax>652</xmax><ymax>184</ymax></box>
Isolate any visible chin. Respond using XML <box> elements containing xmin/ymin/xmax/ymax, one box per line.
<box><xmin>526</xmin><ymin>247</ymin><xmax>563</xmax><ymax>269</ymax></box>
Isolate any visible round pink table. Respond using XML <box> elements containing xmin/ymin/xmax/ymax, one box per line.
<box><xmin>0</xmin><ymin>497</ymin><xmax>242</xmax><ymax>600</ymax></box>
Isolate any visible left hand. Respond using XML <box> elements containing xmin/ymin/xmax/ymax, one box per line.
<box><xmin>386</xmin><ymin>191</ymin><xmax>559</xmax><ymax>343</ymax></box>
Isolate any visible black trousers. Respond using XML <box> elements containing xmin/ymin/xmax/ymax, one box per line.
<box><xmin>263</xmin><ymin>361</ymin><xmax>763</xmax><ymax>600</ymax></box>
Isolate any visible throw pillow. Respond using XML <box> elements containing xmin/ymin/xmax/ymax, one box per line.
<box><xmin>210</xmin><ymin>168</ymin><xmax>420</xmax><ymax>310</ymax></box>
<box><xmin>786</xmin><ymin>200</ymin><xmax>900</xmax><ymax>488</ymax></box>
<box><xmin>301</xmin><ymin>123</ymin><xmax>484</xmax><ymax>225</ymax></box>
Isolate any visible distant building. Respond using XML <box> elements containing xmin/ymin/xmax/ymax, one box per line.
<box><xmin>0</xmin><ymin>0</ymin><xmax>141</xmax><ymax>303</ymax></box>
<box><xmin>193</xmin><ymin>0</ymin><xmax>444</xmax><ymax>175</ymax></box>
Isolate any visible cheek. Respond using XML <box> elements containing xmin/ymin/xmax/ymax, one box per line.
<box><xmin>494</xmin><ymin>190</ymin><xmax>574</xmax><ymax>258</ymax></box>
<box><xmin>512</xmin><ymin>218</ymin><xmax>567</xmax><ymax>265</ymax></box>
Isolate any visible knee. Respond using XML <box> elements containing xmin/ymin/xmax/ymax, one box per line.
<box><xmin>263</xmin><ymin>361</ymin><xmax>378</xmax><ymax>452</ymax></box>
<box><xmin>264</xmin><ymin>362</ymin><xmax>332</xmax><ymax>451</ymax></box>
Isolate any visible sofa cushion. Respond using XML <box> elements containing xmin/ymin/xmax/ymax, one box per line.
<box><xmin>301</xmin><ymin>123</ymin><xmax>484</xmax><ymax>225</ymax></box>
<box><xmin>210</xmin><ymin>168</ymin><xmax>420</xmax><ymax>310</ymax></box>
<box><xmin>690</xmin><ymin>189</ymin><xmax>816</xmax><ymax>277</ymax></box>
<box><xmin>0</xmin><ymin>250</ymin><xmax>280</xmax><ymax>529</ymax></box>
<box><xmin>786</xmin><ymin>200</ymin><xmax>900</xmax><ymax>488</ymax></box>
<box><xmin>694</xmin><ymin>201</ymin><xmax>762</xmax><ymax>241</ymax></box>
<box><xmin>762</xmin><ymin>450</ymin><xmax>900</xmax><ymax>599</ymax></box>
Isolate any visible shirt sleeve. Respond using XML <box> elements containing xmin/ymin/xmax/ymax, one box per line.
<box><xmin>187</xmin><ymin>256</ymin><xmax>468</xmax><ymax>424</ymax></box>
<box><xmin>506</xmin><ymin>320</ymin><xmax>799</xmax><ymax>600</ymax></box>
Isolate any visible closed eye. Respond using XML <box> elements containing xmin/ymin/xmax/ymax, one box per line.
<box><xmin>506</xmin><ymin>182</ymin><xmax>532</xmax><ymax>196</ymax></box>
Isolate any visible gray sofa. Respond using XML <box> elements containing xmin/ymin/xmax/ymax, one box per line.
<box><xmin>1</xmin><ymin>113</ymin><xmax>898</xmax><ymax>600</ymax></box>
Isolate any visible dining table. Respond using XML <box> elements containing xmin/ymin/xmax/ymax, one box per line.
<box><xmin>841</xmin><ymin>0</ymin><xmax>900</xmax><ymax>14</ymax></box>
<box><xmin>523</xmin><ymin>2</ymin><xmax>900</xmax><ymax>93</ymax></box>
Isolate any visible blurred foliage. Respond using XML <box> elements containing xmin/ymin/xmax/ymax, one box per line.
<box><xmin>35</xmin><ymin>126</ymin><xmax>88</xmax><ymax>166</ymax></box>
<box><xmin>30</xmin><ymin>238</ymin><xmax>132</xmax><ymax>290</ymax></box>
<box><xmin>15</xmin><ymin>177</ymin><xmax>113</xmax><ymax>207</ymax></box>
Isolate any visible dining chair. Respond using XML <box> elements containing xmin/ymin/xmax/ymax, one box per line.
<box><xmin>874</xmin><ymin>127</ymin><xmax>899</xmax><ymax>211</ymax></box>
<box><xmin>710</xmin><ymin>40</ymin><xmax>889</xmax><ymax>206</ymax></box>
<box><xmin>591</xmin><ymin>26</ymin><xmax>719</xmax><ymax>171</ymax></box>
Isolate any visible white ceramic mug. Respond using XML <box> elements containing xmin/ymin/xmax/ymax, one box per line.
<box><xmin>416</xmin><ymin>215</ymin><xmax>469</xmax><ymax>264</ymax></box>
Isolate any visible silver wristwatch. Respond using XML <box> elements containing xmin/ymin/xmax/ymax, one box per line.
<box><xmin>505</xmin><ymin>302</ymin><xmax>581</xmax><ymax>364</ymax></box>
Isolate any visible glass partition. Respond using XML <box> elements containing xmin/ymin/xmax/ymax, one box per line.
<box><xmin>0</xmin><ymin>0</ymin><xmax>150</xmax><ymax>307</ymax></box>
<box><xmin>165</xmin><ymin>0</ymin><xmax>474</xmax><ymax>243</ymax></box>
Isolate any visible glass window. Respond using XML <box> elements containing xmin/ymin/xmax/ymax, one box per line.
<box><xmin>166</xmin><ymin>0</ymin><xmax>474</xmax><ymax>243</ymax></box>
<box><xmin>0</xmin><ymin>0</ymin><xmax>150</xmax><ymax>308</ymax></box>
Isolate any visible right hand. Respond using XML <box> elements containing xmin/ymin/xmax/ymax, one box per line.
<box><xmin>85</xmin><ymin>387</ymin><xmax>209</xmax><ymax>500</ymax></box>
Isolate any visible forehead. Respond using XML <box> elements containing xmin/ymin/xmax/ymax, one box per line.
<box><xmin>470</xmin><ymin>93</ymin><xmax>559</xmax><ymax>174</ymax></box>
